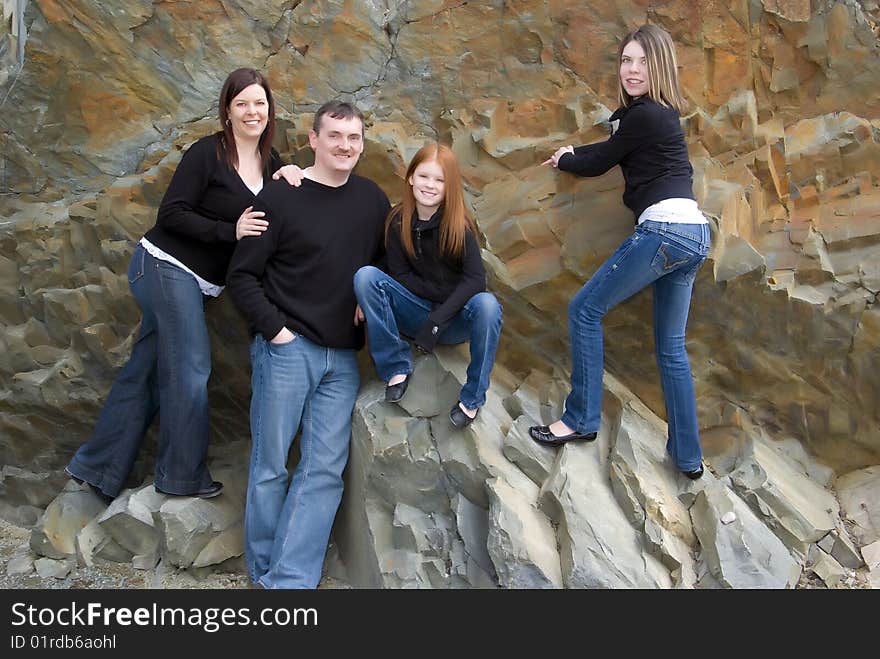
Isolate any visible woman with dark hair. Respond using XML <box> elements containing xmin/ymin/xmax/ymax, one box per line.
<box><xmin>530</xmin><ymin>25</ymin><xmax>710</xmax><ymax>480</ymax></box>
<box><xmin>354</xmin><ymin>143</ymin><xmax>502</xmax><ymax>427</ymax></box>
<box><xmin>67</xmin><ymin>68</ymin><xmax>297</xmax><ymax>500</ymax></box>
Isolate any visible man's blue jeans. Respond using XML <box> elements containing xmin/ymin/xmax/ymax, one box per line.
<box><xmin>246</xmin><ymin>333</ymin><xmax>360</xmax><ymax>589</ymax></box>
<box><xmin>563</xmin><ymin>220</ymin><xmax>710</xmax><ymax>472</ymax></box>
<box><xmin>353</xmin><ymin>266</ymin><xmax>502</xmax><ymax>410</ymax></box>
<box><xmin>67</xmin><ymin>244</ymin><xmax>216</xmax><ymax>497</ymax></box>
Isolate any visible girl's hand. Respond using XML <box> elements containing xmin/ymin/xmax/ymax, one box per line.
<box><xmin>353</xmin><ymin>304</ymin><xmax>365</xmax><ymax>326</ymax></box>
<box><xmin>542</xmin><ymin>145</ymin><xmax>574</xmax><ymax>168</ymax></box>
<box><xmin>273</xmin><ymin>164</ymin><xmax>304</xmax><ymax>186</ymax></box>
<box><xmin>236</xmin><ymin>206</ymin><xmax>268</xmax><ymax>240</ymax></box>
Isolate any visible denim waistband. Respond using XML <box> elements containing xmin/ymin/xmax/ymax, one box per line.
<box><xmin>638</xmin><ymin>220</ymin><xmax>711</xmax><ymax>253</ymax></box>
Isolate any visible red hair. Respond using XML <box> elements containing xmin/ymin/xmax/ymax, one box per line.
<box><xmin>387</xmin><ymin>144</ymin><xmax>475</xmax><ymax>261</ymax></box>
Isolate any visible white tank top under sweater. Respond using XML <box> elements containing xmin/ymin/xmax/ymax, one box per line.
<box><xmin>637</xmin><ymin>198</ymin><xmax>708</xmax><ymax>225</ymax></box>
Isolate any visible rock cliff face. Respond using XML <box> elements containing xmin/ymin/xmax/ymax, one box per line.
<box><xmin>1</xmin><ymin>1</ymin><xmax>879</xmax><ymax>588</ymax></box>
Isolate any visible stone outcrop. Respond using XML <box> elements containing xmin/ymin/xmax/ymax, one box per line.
<box><xmin>2</xmin><ymin>1</ymin><xmax>880</xmax><ymax>588</ymax></box>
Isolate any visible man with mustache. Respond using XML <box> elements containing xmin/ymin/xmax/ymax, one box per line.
<box><xmin>226</xmin><ymin>100</ymin><xmax>390</xmax><ymax>589</ymax></box>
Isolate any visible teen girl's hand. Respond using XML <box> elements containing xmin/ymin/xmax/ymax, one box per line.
<box><xmin>273</xmin><ymin>164</ymin><xmax>305</xmax><ymax>186</ymax></box>
<box><xmin>236</xmin><ymin>206</ymin><xmax>268</xmax><ymax>240</ymax></box>
<box><xmin>353</xmin><ymin>304</ymin><xmax>365</xmax><ymax>326</ymax></box>
<box><xmin>542</xmin><ymin>145</ymin><xmax>574</xmax><ymax>168</ymax></box>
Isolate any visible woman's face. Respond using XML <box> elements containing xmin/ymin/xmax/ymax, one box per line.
<box><xmin>227</xmin><ymin>83</ymin><xmax>269</xmax><ymax>142</ymax></box>
<box><xmin>409</xmin><ymin>158</ymin><xmax>446</xmax><ymax>215</ymax></box>
<box><xmin>620</xmin><ymin>40</ymin><xmax>650</xmax><ymax>99</ymax></box>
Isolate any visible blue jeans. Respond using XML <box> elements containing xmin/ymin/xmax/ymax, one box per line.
<box><xmin>246</xmin><ymin>333</ymin><xmax>360</xmax><ymax>589</ymax></box>
<box><xmin>353</xmin><ymin>266</ymin><xmax>502</xmax><ymax>409</ymax></box>
<box><xmin>67</xmin><ymin>244</ymin><xmax>216</xmax><ymax>497</ymax></box>
<box><xmin>562</xmin><ymin>220</ymin><xmax>710</xmax><ymax>472</ymax></box>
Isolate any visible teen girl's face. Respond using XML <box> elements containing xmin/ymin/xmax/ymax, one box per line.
<box><xmin>409</xmin><ymin>158</ymin><xmax>446</xmax><ymax>218</ymax></box>
<box><xmin>227</xmin><ymin>83</ymin><xmax>269</xmax><ymax>142</ymax></box>
<box><xmin>620</xmin><ymin>40</ymin><xmax>650</xmax><ymax>99</ymax></box>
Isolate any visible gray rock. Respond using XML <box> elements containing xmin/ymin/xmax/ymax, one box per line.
<box><xmin>30</xmin><ymin>480</ymin><xmax>107</xmax><ymax>559</ymax></box>
<box><xmin>809</xmin><ymin>549</ymin><xmax>847</xmax><ymax>588</ymax></box>
<box><xmin>817</xmin><ymin>527</ymin><xmax>863</xmax><ymax>569</ymax></box>
<box><xmin>155</xmin><ymin>488</ymin><xmax>244</xmax><ymax>569</ymax></box>
<box><xmin>540</xmin><ymin>435</ymin><xmax>671</xmax><ymax>588</ymax></box>
<box><xmin>452</xmin><ymin>493</ymin><xmax>496</xmax><ymax>581</ymax></box>
<box><xmin>7</xmin><ymin>553</ymin><xmax>34</xmax><ymax>576</ymax></box>
<box><xmin>725</xmin><ymin>435</ymin><xmax>838</xmax><ymax>558</ymax></box>
<box><xmin>861</xmin><ymin>539</ymin><xmax>880</xmax><ymax>571</ymax></box>
<box><xmin>396</xmin><ymin>351</ymin><xmax>463</xmax><ymax>418</ymax></box>
<box><xmin>835</xmin><ymin>466</ymin><xmax>880</xmax><ymax>545</ymax></box>
<box><xmin>132</xmin><ymin>552</ymin><xmax>160</xmax><ymax>571</ymax></box>
<box><xmin>76</xmin><ymin>518</ymin><xmax>132</xmax><ymax>567</ymax></box>
<box><xmin>0</xmin><ymin>465</ymin><xmax>68</xmax><ymax>508</ymax></box>
<box><xmin>486</xmin><ymin>477</ymin><xmax>562</xmax><ymax>588</ymax></box>
<box><xmin>34</xmin><ymin>556</ymin><xmax>75</xmax><ymax>579</ymax></box>
<box><xmin>97</xmin><ymin>485</ymin><xmax>165</xmax><ymax>556</ymax></box>
<box><xmin>690</xmin><ymin>481</ymin><xmax>801</xmax><ymax>588</ymax></box>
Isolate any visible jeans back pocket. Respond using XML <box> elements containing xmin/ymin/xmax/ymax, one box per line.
<box><xmin>650</xmin><ymin>240</ymin><xmax>697</xmax><ymax>277</ymax></box>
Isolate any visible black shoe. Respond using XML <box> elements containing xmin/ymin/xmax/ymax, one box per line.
<box><xmin>385</xmin><ymin>375</ymin><xmax>410</xmax><ymax>403</ymax></box>
<box><xmin>65</xmin><ymin>468</ymin><xmax>114</xmax><ymax>505</ymax></box>
<box><xmin>449</xmin><ymin>403</ymin><xmax>478</xmax><ymax>428</ymax></box>
<box><xmin>683</xmin><ymin>465</ymin><xmax>704</xmax><ymax>480</ymax></box>
<box><xmin>155</xmin><ymin>481</ymin><xmax>224</xmax><ymax>499</ymax></box>
<box><xmin>528</xmin><ymin>425</ymin><xmax>597</xmax><ymax>446</ymax></box>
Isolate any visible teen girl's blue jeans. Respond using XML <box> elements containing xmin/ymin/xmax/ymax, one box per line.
<box><xmin>353</xmin><ymin>266</ymin><xmax>502</xmax><ymax>410</ymax></box>
<box><xmin>66</xmin><ymin>244</ymin><xmax>216</xmax><ymax>498</ymax></box>
<box><xmin>562</xmin><ymin>220</ymin><xmax>710</xmax><ymax>472</ymax></box>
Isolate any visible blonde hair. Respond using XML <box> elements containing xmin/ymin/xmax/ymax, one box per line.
<box><xmin>387</xmin><ymin>143</ymin><xmax>475</xmax><ymax>261</ymax></box>
<box><xmin>617</xmin><ymin>24</ymin><xmax>688</xmax><ymax>114</ymax></box>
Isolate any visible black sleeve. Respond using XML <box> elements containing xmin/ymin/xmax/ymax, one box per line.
<box><xmin>413</xmin><ymin>229</ymin><xmax>486</xmax><ymax>352</ymax></box>
<box><xmin>225</xmin><ymin>195</ymin><xmax>287</xmax><ymax>341</ymax></box>
<box><xmin>155</xmin><ymin>137</ymin><xmax>238</xmax><ymax>243</ymax></box>
<box><xmin>557</xmin><ymin>106</ymin><xmax>655</xmax><ymax>177</ymax></box>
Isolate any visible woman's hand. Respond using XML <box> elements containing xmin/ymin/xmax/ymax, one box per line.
<box><xmin>273</xmin><ymin>164</ymin><xmax>304</xmax><ymax>187</ymax></box>
<box><xmin>236</xmin><ymin>206</ymin><xmax>268</xmax><ymax>240</ymax></box>
<box><xmin>353</xmin><ymin>304</ymin><xmax>365</xmax><ymax>326</ymax></box>
<box><xmin>542</xmin><ymin>145</ymin><xmax>574</xmax><ymax>168</ymax></box>
<box><xmin>270</xmin><ymin>327</ymin><xmax>296</xmax><ymax>345</ymax></box>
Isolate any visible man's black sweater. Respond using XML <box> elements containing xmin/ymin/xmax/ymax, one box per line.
<box><xmin>557</xmin><ymin>96</ymin><xmax>694</xmax><ymax>220</ymax></box>
<box><xmin>226</xmin><ymin>175</ymin><xmax>390</xmax><ymax>350</ymax></box>
<box><xmin>386</xmin><ymin>209</ymin><xmax>486</xmax><ymax>348</ymax></box>
<box><xmin>144</xmin><ymin>133</ymin><xmax>283</xmax><ymax>286</ymax></box>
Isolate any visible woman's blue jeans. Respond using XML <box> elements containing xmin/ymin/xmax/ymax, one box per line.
<box><xmin>562</xmin><ymin>220</ymin><xmax>710</xmax><ymax>472</ymax></box>
<box><xmin>353</xmin><ymin>266</ymin><xmax>503</xmax><ymax>410</ymax></box>
<box><xmin>66</xmin><ymin>244</ymin><xmax>216</xmax><ymax>497</ymax></box>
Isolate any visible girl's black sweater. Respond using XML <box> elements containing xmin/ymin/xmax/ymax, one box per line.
<box><xmin>386</xmin><ymin>209</ymin><xmax>486</xmax><ymax>350</ymax></box>
<box><xmin>557</xmin><ymin>96</ymin><xmax>695</xmax><ymax>221</ymax></box>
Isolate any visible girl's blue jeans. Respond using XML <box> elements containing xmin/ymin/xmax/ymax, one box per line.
<box><xmin>562</xmin><ymin>220</ymin><xmax>710</xmax><ymax>472</ymax></box>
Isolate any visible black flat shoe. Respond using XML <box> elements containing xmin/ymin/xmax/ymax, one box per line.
<box><xmin>385</xmin><ymin>375</ymin><xmax>410</xmax><ymax>403</ymax></box>
<box><xmin>528</xmin><ymin>425</ymin><xmax>597</xmax><ymax>446</ymax></box>
<box><xmin>155</xmin><ymin>481</ymin><xmax>224</xmax><ymax>499</ymax></box>
<box><xmin>449</xmin><ymin>403</ymin><xmax>478</xmax><ymax>428</ymax></box>
<box><xmin>683</xmin><ymin>465</ymin><xmax>704</xmax><ymax>480</ymax></box>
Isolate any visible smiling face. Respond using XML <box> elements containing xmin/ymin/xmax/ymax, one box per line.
<box><xmin>619</xmin><ymin>40</ymin><xmax>650</xmax><ymax>100</ymax></box>
<box><xmin>227</xmin><ymin>83</ymin><xmax>269</xmax><ymax>142</ymax></box>
<box><xmin>309</xmin><ymin>114</ymin><xmax>364</xmax><ymax>178</ymax></box>
<box><xmin>409</xmin><ymin>158</ymin><xmax>446</xmax><ymax>219</ymax></box>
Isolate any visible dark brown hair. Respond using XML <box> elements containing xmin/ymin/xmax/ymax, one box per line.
<box><xmin>217</xmin><ymin>68</ymin><xmax>276</xmax><ymax>174</ymax></box>
<box><xmin>312</xmin><ymin>100</ymin><xmax>365</xmax><ymax>135</ymax></box>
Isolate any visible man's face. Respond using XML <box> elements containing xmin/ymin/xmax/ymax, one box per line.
<box><xmin>309</xmin><ymin>114</ymin><xmax>364</xmax><ymax>176</ymax></box>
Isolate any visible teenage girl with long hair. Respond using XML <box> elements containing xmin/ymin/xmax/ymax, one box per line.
<box><xmin>354</xmin><ymin>144</ymin><xmax>502</xmax><ymax>427</ymax></box>
<box><xmin>529</xmin><ymin>25</ymin><xmax>710</xmax><ymax>479</ymax></box>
